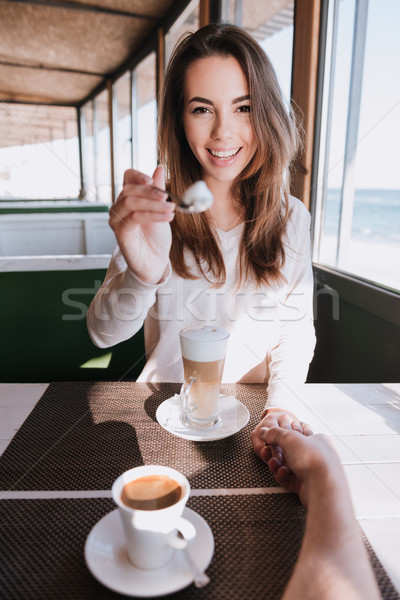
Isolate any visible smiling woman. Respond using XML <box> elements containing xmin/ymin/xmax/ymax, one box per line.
<box><xmin>182</xmin><ymin>56</ymin><xmax>257</xmax><ymax>199</ymax></box>
<box><xmin>87</xmin><ymin>22</ymin><xmax>316</xmax><ymax>463</ymax></box>
<box><xmin>158</xmin><ymin>24</ymin><xmax>301</xmax><ymax>288</ymax></box>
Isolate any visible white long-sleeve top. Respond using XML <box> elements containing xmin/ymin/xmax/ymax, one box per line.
<box><xmin>87</xmin><ymin>196</ymin><xmax>316</xmax><ymax>410</ymax></box>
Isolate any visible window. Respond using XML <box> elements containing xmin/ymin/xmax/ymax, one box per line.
<box><xmin>165</xmin><ymin>0</ymin><xmax>200</xmax><ymax>64</ymax></box>
<box><xmin>132</xmin><ymin>52</ymin><xmax>157</xmax><ymax>176</ymax></box>
<box><xmin>0</xmin><ymin>104</ymin><xmax>80</xmax><ymax>200</ymax></box>
<box><xmin>94</xmin><ymin>90</ymin><xmax>111</xmax><ymax>204</ymax></box>
<box><xmin>81</xmin><ymin>91</ymin><xmax>111</xmax><ymax>204</ymax></box>
<box><xmin>314</xmin><ymin>0</ymin><xmax>400</xmax><ymax>292</ymax></box>
<box><xmin>81</xmin><ymin>101</ymin><xmax>96</xmax><ymax>202</ymax></box>
<box><xmin>221</xmin><ymin>0</ymin><xmax>294</xmax><ymax>104</ymax></box>
<box><xmin>113</xmin><ymin>72</ymin><xmax>132</xmax><ymax>197</ymax></box>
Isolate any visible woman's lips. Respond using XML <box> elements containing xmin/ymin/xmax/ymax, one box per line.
<box><xmin>207</xmin><ymin>147</ymin><xmax>241</xmax><ymax>165</ymax></box>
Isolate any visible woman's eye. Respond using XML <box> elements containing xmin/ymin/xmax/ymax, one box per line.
<box><xmin>237</xmin><ymin>105</ymin><xmax>251</xmax><ymax>113</ymax></box>
<box><xmin>192</xmin><ymin>107</ymin><xmax>210</xmax><ymax>114</ymax></box>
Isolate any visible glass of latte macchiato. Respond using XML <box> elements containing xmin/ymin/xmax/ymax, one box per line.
<box><xmin>179</xmin><ymin>326</ymin><xmax>229</xmax><ymax>429</ymax></box>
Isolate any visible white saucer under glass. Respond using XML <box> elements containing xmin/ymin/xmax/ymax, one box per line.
<box><xmin>85</xmin><ymin>507</ymin><xmax>214</xmax><ymax>597</ymax></box>
<box><xmin>156</xmin><ymin>394</ymin><xmax>250</xmax><ymax>441</ymax></box>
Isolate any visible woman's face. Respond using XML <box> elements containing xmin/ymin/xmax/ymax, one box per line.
<box><xmin>183</xmin><ymin>55</ymin><xmax>257</xmax><ymax>189</ymax></box>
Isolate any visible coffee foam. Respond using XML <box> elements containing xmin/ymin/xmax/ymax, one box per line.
<box><xmin>180</xmin><ymin>325</ymin><xmax>229</xmax><ymax>362</ymax></box>
<box><xmin>121</xmin><ymin>475</ymin><xmax>182</xmax><ymax>510</ymax></box>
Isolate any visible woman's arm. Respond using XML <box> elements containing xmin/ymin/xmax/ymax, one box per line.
<box><xmin>87</xmin><ymin>165</ymin><xmax>174</xmax><ymax>349</ymax></box>
<box><xmin>87</xmin><ymin>246</ymin><xmax>171</xmax><ymax>348</ymax></box>
<box><xmin>267</xmin><ymin>199</ymin><xmax>316</xmax><ymax>408</ymax></box>
<box><xmin>251</xmin><ymin>200</ymin><xmax>316</xmax><ymax>460</ymax></box>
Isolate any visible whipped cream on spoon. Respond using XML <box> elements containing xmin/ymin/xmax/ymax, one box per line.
<box><xmin>152</xmin><ymin>181</ymin><xmax>213</xmax><ymax>213</ymax></box>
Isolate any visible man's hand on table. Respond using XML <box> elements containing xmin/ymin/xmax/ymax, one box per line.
<box><xmin>250</xmin><ymin>407</ymin><xmax>312</xmax><ymax>465</ymax></box>
<box><xmin>258</xmin><ymin>426</ymin><xmax>341</xmax><ymax>507</ymax></box>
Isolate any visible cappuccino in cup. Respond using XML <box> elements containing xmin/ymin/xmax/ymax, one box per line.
<box><xmin>112</xmin><ymin>465</ymin><xmax>195</xmax><ymax>570</ymax></box>
<box><xmin>121</xmin><ymin>474</ymin><xmax>183</xmax><ymax>510</ymax></box>
<box><xmin>179</xmin><ymin>326</ymin><xmax>229</xmax><ymax>429</ymax></box>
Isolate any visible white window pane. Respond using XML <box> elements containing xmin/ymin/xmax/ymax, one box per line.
<box><xmin>165</xmin><ymin>0</ymin><xmax>199</xmax><ymax>64</ymax></box>
<box><xmin>133</xmin><ymin>52</ymin><xmax>157</xmax><ymax>176</ymax></box>
<box><xmin>317</xmin><ymin>0</ymin><xmax>355</xmax><ymax>267</ymax></box>
<box><xmin>81</xmin><ymin>102</ymin><xmax>96</xmax><ymax>202</ymax></box>
<box><xmin>315</xmin><ymin>0</ymin><xmax>400</xmax><ymax>292</ymax></box>
<box><xmin>114</xmin><ymin>72</ymin><xmax>132</xmax><ymax>197</ymax></box>
<box><xmin>222</xmin><ymin>0</ymin><xmax>294</xmax><ymax>105</ymax></box>
<box><xmin>0</xmin><ymin>104</ymin><xmax>80</xmax><ymax>200</ymax></box>
<box><xmin>94</xmin><ymin>90</ymin><xmax>111</xmax><ymax>204</ymax></box>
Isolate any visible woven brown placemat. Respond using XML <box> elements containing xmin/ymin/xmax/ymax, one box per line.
<box><xmin>0</xmin><ymin>494</ymin><xmax>397</xmax><ymax>600</ymax></box>
<box><xmin>0</xmin><ymin>381</ymin><xmax>277</xmax><ymax>492</ymax></box>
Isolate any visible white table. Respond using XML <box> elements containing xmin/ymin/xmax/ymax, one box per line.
<box><xmin>1</xmin><ymin>382</ymin><xmax>400</xmax><ymax>594</ymax></box>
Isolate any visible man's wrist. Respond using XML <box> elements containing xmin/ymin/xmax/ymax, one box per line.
<box><xmin>307</xmin><ymin>463</ymin><xmax>350</xmax><ymax>509</ymax></box>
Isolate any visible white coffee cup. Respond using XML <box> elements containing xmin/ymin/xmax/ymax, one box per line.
<box><xmin>112</xmin><ymin>465</ymin><xmax>196</xmax><ymax>570</ymax></box>
<box><xmin>179</xmin><ymin>325</ymin><xmax>229</xmax><ymax>429</ymax></box>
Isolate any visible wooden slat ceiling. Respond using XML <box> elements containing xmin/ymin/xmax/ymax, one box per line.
<box><xmin>0</xmin><ymin>0</ymin><xmax>293</xmax><ymax>151</ymax></box>
<box><xmin>0</xmin><ymin>0</ymin><xmax>175</xmax><ymax>105</ymax></box>
<box><xmin>0</xmin><ymin>0</ymin><xmax>176</xmax><ymax>149</ymax></box>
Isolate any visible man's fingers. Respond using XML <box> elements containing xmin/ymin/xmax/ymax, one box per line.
<box><xmin>274</xmin><ymin>466</ymin><xmax>292</xmax><ymax>489</ymax></box>
<box><xmin>267</xmin><ymin>456</ymin><xmax>282</xmax><ymax>474</ymax></box>
<box><xmin>259</xmin><ymin>426</ymin><xmax>286</xmax><ymax>447</ymax></box>
<box><xmin>260</xmin><ymin>445</ymin><xmax>272</xmax><ymax>463</ymax></box>
<box><xmin>270</xmin><ymin>444</ymin><xmax>283</xmax><ymax>463</ymax></box>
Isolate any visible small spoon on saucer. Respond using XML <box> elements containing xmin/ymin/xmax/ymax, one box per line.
<box><xmin>152</xmin><ymin>181</ymin><xmax>213</xmax><ymax>213</ymax></box>
<box><xmin>178</xmin><ymin>533</ymin><xmax>211</xmax><ymax>588</ymax></box>
<box><xmin>183</xmin><ymin>547</ymin><xmax>211</xmax><ymax>588</ymax></box>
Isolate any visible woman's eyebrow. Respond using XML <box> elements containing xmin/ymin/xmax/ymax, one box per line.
<box><xmin>232</xmin><ymin>95</ymin><xmax>250</xmax><ymax>104</ymax></box>
<box><xmin>188</xmin><ymin>96</ymin><xmax>213</xmax><ymax>105</ymax></box>
<box><xmin>187</xmin><ymin>94</ymin><xmax>250</xmax><ymax>105</ymax></box>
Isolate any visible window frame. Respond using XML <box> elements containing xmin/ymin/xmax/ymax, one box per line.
<box><xmin>309</xmin><ymin>0</ymin><xmax>400</xmax><ymax>321</ymax></box>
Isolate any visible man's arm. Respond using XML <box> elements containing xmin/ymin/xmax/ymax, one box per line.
<box><xmin>259</xmin><ymin>427</ymin><xmax>381</xmax><ymax>600</ymax></box>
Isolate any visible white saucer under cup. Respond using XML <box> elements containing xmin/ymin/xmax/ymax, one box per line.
<box><xmin>156</xmin><ymin>393</ymin><xmax>250</xmax><ymax>442</ymax></box>
<box><xmin>85</xmin><ymin>508</ymin><xmax>214</xmax><ymax>597</ymax></box>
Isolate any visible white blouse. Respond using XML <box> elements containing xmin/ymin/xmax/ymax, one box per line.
<box><xmin>87</xmin><ymin>195</ymin><xmax>316</xmax><ymax>411</ymax></box>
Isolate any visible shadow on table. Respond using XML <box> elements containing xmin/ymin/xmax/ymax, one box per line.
<box><xmin>142</xmin><ymin>382</ymin><xmax>278</xmax><ymax>489</ymax></box>
<box><xmin>0</xmin><ymin>381</ymin><xmax>145</xmax><ymax>492</ymax></box>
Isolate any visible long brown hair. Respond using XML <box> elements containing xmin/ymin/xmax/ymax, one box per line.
<box><xmin>158</xmin><ymin>23</ymin><xmax>301</xmax><ymax>287</ymax></box>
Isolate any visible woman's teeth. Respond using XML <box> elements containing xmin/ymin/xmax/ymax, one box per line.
<box><xmin>209</xmin><ymin>148</ymin><xmax>240</xmax><ymax>160</ymax></box>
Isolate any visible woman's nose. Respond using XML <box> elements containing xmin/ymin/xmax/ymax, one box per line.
<box><xmin>211</xmin><ymin>112</ymin><xmax>233</xmax><ymax>141</ymax></box>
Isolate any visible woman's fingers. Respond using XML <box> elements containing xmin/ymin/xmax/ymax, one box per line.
<box><xmin>152</xmin><ymin>164</ymin><xmax>166</xmax><ymax>190</ymax></box>
<box><xmin>123</xmin><ymin>168</ymin><xmax>152</xmax><ymax>186</ymax></box>
<box><xmin>109</xmin><ymin>189</ymin><xmax>174</xmax><ymax>233</ymax></box>
<box><xmin>109</xmin><ymin>195</ymin><xmax>173</xmax><ymax>223</ymax></box>
<box><xmin>291</xmin><ymin>421</ymin><xmax>313</xmax><ymax>436</ymax></box>
<box><xmin>112</xmin><ymin>210</ymin><xmax>175</xmax><ymax>229</ymax></box>
<box><xmin>111</xmin><ymin>185</ymin><xmax>169</xmax><ymax>217</ymax></box>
